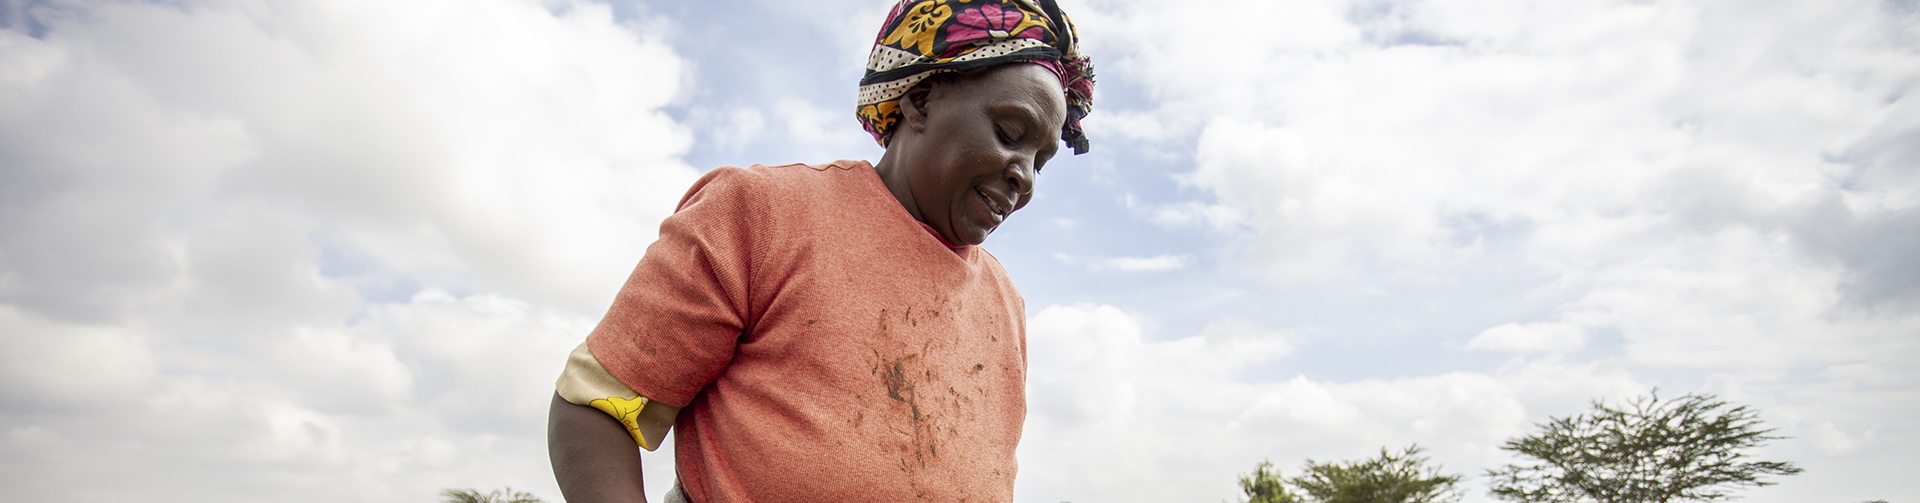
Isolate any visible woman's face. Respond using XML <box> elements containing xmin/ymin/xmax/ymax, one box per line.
<box><xmin>894</xmin><ymin>64</ymin><xmax>1068</xmax><ymax>246</ymax></box>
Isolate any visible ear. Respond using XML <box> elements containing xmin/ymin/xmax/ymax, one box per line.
<box><xmin>902</xmin><ymin>79</ymin><xmax>937</xmax><ymax>134</ymax></box>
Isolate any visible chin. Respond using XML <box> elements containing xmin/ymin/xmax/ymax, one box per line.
<box><xmin>954</xmin><ymin>229</ymin><xmax>991</xmax><ymax>246</ymax></box>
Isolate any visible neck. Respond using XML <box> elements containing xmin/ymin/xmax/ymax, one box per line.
<box><xmin>872</xmin><ymin>147</ymin><xmax>922</xmax><ymax>224</ymax></box>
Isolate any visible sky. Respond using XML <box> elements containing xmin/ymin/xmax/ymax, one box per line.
<box><xmin>0</xmin><ymin>0</ymin><xmax>1915</xmax><ymax>502</ymax></box>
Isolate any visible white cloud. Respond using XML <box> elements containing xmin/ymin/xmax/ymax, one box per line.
<box><xmin>1144</xmin><ymin>199</ymin><xmax>1249</xmax><ymax>233</ymax></box>
<box><xmin>1019</xmin><ymin>304</ymin><xmax>1646</xmax><ymax>503</ymax></box>
<box><xmin>1560</xmin><ymin>227</ymin><xmax>1920</xmax><ymax>370</ymax></box>
<box><xmin>1092</xmin><ymin>0</ymin><xmax>1917</xmax><ymax>289</ymax></box>
<box><xmin>0</xmin><ymin>0</ymin><xmax>691</xmax><ymax>500</ymax></box>
<box><xmin>1056</xmin><ymin>253</ymin><xmax>1190</xmax><ymax>272</ymax></box>
<box><xmin>0</xmin><ymin>286</ymin><xmax>688</xmax><ymax>502</ymax></box>
<box><xmin>771</xmin><ymin>97</ymin><xmax>879</xmax><ymax>163</ymax></box>
<box><xmin>697</xmin><ymin>106</ymin><xmax>767</xmax><ymax>155</ymax></box>
<box><xmin>1020</xmin><ymin>302</ymin><xmax>1920</xmax><ymax>503</ymax></box>
<box><xmin>2</xmin><ymin>0</ymin><xmax>698</xmax><ymax>317</ymax></box>
<box><xmin>271</xmin><ymin>325</ymin><xmax>417</xmax><ymax>413</ymax></box>
<box><xmin>1045</xmin><ymin>0</ymin><xmax>1920</xmax><ymax>500</ymax></box>
<box><xmin>1467</xmin><ymin>322</ymin><xmax>1585</xmax><ymax>354</ymax></box>
<box><xmin>1100</xmin><ymin>254</ymin><xmax>1186</xmax><ymax>271</ymax></box>
<box><xmin>0</xmin><ymin>305</ymin><xmax>159</xmax><ymax>407</ymax></box>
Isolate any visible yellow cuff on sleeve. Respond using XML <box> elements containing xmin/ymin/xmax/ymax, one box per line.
<box><xmin>586</xmin><ymin>395</ymin><xmax>652</xmax><ymax>449</ymax></box>
<box><xmin>555</xmin><ymin>341</ymin><xmax>678</xmax><ymax>451</ymax></box>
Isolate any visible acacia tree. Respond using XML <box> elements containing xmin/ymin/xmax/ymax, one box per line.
<box><xmin>1288</xmin><ymin>445</ymin><xmax>1463</xmax><ymax>503</ymax></box>
<box><xmin>1240</xmin><ymin>460</ymin><xmax>1305</xmax><ymax>503</ymax></box>
<box><xmin>1486</xmin><ymin>391</ymin><xmax>1803</xmax><ymax>503</ymax></box>
<box><xmin>439</xmin><ymin>487</ymin><xmax>545</xmax><ymax>503</ymax></box>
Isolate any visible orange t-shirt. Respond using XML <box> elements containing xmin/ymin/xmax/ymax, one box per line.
<box><xmin>586</xmin><ymin>160</ymin><xmax>1028</xmax><ymax>503</ymax></box>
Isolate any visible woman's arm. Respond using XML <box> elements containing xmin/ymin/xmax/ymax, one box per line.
<box><xmin>548</xmin><ymin>392</ymin><xmax>648</xmax><ymax>503</ymax></box>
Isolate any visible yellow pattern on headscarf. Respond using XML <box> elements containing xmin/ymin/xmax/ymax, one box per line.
<box><xmin>858</xmin><ymin>101</ymin><xmax>900</xmax><ymax>134</ymax></box>
<box><xmin>881</xmin><ymin>1</ymin><xmax>953</xmax><ymax>56</ymax></box>
<box><xmin>1000</xmin><ymin>14</ymin><xmax>1050</xmax><ymax>44</ymax></box>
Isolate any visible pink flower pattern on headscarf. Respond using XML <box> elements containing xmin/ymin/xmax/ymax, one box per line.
<box><xmin>945</xmin><ymin>4</ymin><xmax>1044</xmax><ymax>47</ymax></box>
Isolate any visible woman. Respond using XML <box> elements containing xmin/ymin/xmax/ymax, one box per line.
<box><xmin>548</xmin><ymin>1</ymin><xmax>1094</xmax><ymax>501</ymax></box>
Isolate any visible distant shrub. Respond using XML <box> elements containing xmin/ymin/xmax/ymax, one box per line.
<box><xmin>439</xmin><ymin>487</ymin><xmax>545</xmax><ymax>503</ymax></box>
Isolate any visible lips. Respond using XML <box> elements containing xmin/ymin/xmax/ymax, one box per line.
<box><xmin>975</xmin><ymin>187</ymin><xmax>1011</xmax><ymax>220</ymax></box>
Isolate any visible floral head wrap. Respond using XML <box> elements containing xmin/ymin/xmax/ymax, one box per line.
<box><xmin>858</xmin><ymin>0</ymin><xmax>1096</xmax><ymax>154</ymax></box>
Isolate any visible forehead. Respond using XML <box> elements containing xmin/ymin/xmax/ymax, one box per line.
<box><xmin>950</xmin><ymin>64</ymin><xmax>1068</xmax><ymax>125</ymax></box>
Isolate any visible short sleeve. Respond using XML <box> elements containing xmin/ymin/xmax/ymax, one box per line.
<box><xmin>585</xmin><ymin>166</ymin><xmax>761</xmax><ymax>408</ymax></box>
<box><xmin>554</xmin><ymin>341</ymin><xmax>677</xmax><ymax>450</ymax></box>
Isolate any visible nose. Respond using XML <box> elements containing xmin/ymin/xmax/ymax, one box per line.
<box><xmin>1004</xmin><ymin>157</ymin><xmax>1036</xmax><ymax>196</ymax></box>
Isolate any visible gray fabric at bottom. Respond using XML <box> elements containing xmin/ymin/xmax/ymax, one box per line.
<box><xmin>663</xmin><ymin>479</ymin><xmax>692</xmax><ymax>503</ymax></box>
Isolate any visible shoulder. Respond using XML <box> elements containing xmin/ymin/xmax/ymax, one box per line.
<box><xmin>680</xmin><ymin>160</ymin><xmax>883</xmax><ymax>214</ymax></box>
<box><xmin>970</xmin><ymin>247</ymin><xmax>1024</xmax><ymax>305</ymax></box>
<box><xmin>690</xmin><ymin>160</ymin><xmax>873</xmax><ymax>193</ymax></box>
<box><xmin>972</xmin><ymin>247</ymin><xmax>1012</xmax><ymax>277</ymax></box>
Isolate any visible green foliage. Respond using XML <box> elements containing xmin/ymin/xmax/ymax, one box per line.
<box><xmin>1287</xmin><ymin>445</ymin><xmax>1463</xmax><ymax>503</ymax></box>
<box><xmin>1240</xmin><ymin>460</ymin><xmax>1305</xmax><ymax>503</ymax></box>
<box><xmin>1486</xmin><ymin>390</ymin><xmax>1803</xmax><ymax>503</ymax></box>
<box><xmin>439</xmin><ymin>487</ymin><xmax>545</xmax><ymax>503</ymax></box>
